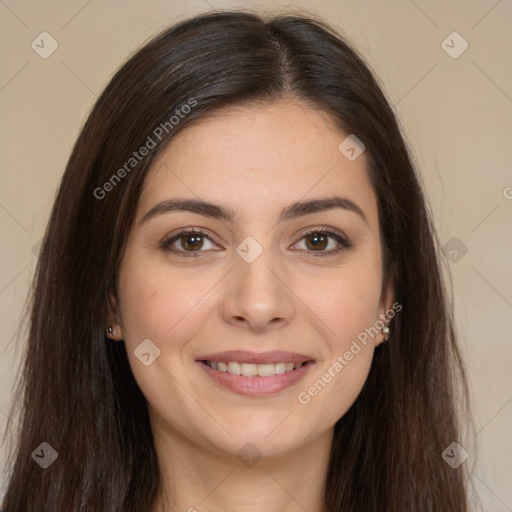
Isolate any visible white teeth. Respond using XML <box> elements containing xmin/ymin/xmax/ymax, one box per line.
<box><xmin>240</xmin><ymin>363</ymin><xmax>258</xmax><ymax>377</ymax></box>
<box><xmin>206</xmin><ymin>360</ymin><xmax>306</xmax><ymax>377</ymax></box>
<box><xmin>227</xmin><ymin>361</ymin><xmax>241</xmax><ymax>375</ymax></box>
<box><xmin>274</xmin><ymin>363</ymin><xmax>286</xmax><ymax>374</ymax></box>
<box><xmin>257</xmin><ymin>363</ymin><xmax>275</xmax><ymax>377</ymax></box>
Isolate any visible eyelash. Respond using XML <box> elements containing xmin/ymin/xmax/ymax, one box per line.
<box><xmin>160</xmin><ymin>226</ymin><xmax>352</xmax><ymax>259</ymax></box>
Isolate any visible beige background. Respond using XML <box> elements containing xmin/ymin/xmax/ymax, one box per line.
<box><xmin>1</xmin><ymin>0</ymin><xmax>511</xmax><ymax>509</ymax></box>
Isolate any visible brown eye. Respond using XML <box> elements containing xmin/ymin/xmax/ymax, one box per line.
<box><xmin>293</xmin><ymin>228</ymin><xmax>352</xmax><ymax>257</ymax></box>
<box><xmin>304</xmin><ymin>232</ymin><xmax>329</xmax><ymax>251</ymax></box>
<box><xmin>179</xmin><ymin>233</ymin><xmax>205</xmax><ymax>251</ymax></box>
<box><xmin>162</xmin><ymin>229</ymin><xmax>218</xmax><ymax>256</ymax></box>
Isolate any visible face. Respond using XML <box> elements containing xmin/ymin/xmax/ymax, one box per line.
<box><xmin>110</xmin><ymin>98</ymin><xmax>394</xmax><ymax>460</ymax></box>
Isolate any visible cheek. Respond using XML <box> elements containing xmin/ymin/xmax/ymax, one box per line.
<box><xmin>329</xmin><ymin>276</ymin><xmax>381</xmax><ymax>345</ymax></box>
<box><xmin>117</xmin><ymin>254</ymin><xmax>217</xmax><ymax>345</ymax></box>
<box><xmin>292</xmin><ymin>257</ymin><xmax>382</xmax><ymax>418</ymax></box>
<box><xmin>297</xmin><ymin>260</ymin><xmax>383</xmax><ymax>349</ymax></box>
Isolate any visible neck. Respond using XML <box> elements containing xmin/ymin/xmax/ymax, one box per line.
<box><xmin>150</xmin><ymin>413</ymin><xmax>333</xmax><ymax>512</ymax></box>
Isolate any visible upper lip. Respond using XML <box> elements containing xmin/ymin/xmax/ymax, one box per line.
<box><xmin>196</xmin><ymin>350</ymin><xmax>314</xmax><ymax>365</ymax></box>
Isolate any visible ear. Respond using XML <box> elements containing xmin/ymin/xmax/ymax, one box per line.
<box><xmin>105</xmin><ymin>278</ymin><xmax>123</xmax><ymax>341</ymax></box>
<box><xmin>375</xmin><ymin>276</ymin><xmax>395</xmax><ymax>347</ymax></box>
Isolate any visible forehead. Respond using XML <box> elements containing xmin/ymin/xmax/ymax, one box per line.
<box><xmin>137</xmin><ymin>99</ymin><xmax>378</xmax><ymax>229</ymax></box>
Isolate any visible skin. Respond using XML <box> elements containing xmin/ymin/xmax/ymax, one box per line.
<box><xmin>108</xmin><ymin>98</ymin><xmax>394</xmax><ymax>512</ymax></box>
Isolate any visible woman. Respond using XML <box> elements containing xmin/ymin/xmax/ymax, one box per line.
<box><xmin>1</xmin><ymin>10</ymin><xmax>475</xmax><ymax>512</ymax></box>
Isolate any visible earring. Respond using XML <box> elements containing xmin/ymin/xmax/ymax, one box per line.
<box><xmin>107</xmin><ymin>326</ymin><xmax>119</xmax><ymax>340</ymax></box>
<box><xmin>382</xmin><ymin>325</ymin><xmax>390</xmax><ymax>341</ymax></box>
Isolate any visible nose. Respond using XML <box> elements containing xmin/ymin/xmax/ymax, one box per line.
<box><xmin>221</xmin><ymin>246</ymin><xmax>295</xmax><ymax>333</ymax></box>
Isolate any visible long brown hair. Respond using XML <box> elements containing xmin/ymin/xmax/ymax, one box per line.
<box><xmin>2</xmin><ymin>10</ymin><xmax>475</xmax><ymax>511</ymax></box>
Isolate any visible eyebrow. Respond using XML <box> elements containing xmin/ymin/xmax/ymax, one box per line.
<box><xmin>140</xmin><ymin>195</ymin><xmax>369</xmax><ymax>227</ymax></box>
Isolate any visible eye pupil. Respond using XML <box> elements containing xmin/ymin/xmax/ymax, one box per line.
<box><xmin>306</xmin><ymin>232</ymin><xmax>328</xmax><ymax>250</ymax></box>
<box><xmin>181</xmin><ymin>234</ymin><xmax>203</xmax><ymax>251</ymax></box>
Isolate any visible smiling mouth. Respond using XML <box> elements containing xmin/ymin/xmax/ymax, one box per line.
<box><xmin>200</xmin><ymin>360</ymin><xmax>311</xmax><ymax>377</ymax></box>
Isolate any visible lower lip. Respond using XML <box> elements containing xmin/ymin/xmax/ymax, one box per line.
<box><xmin>196</xmin><ymin>361</ymin><xmax>314</xmax><ymax>396</ymax></box>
